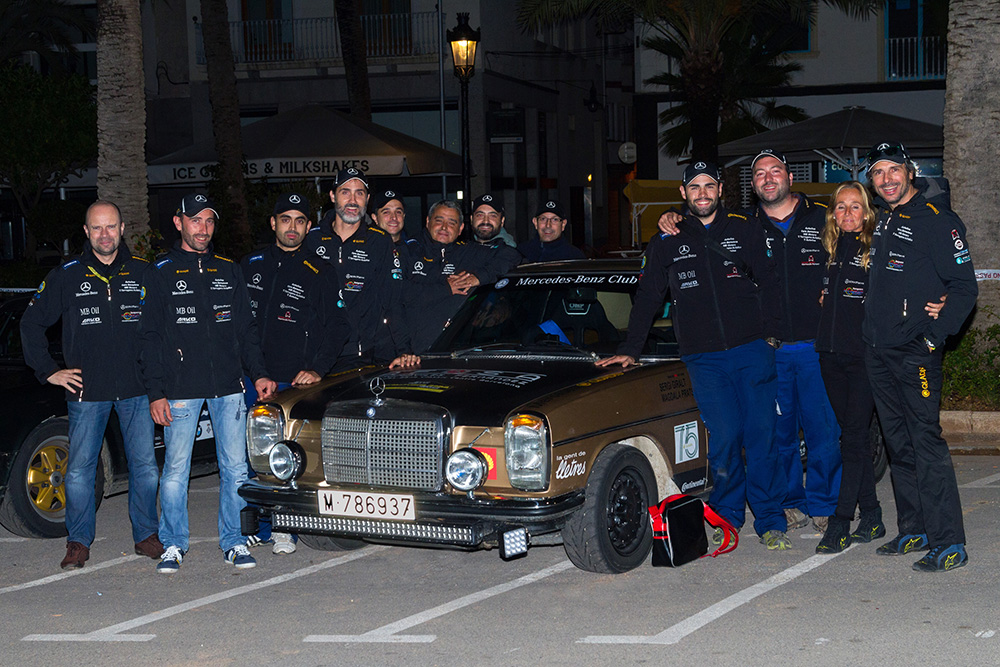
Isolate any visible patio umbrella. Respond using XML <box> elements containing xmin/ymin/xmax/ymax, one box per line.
<box><xmin>148</xmin><ymin>104</ymin><xmax>462</xmax><ymax>185</ymax></box>
<box><xmin>716</xmin><ymin>106</ymin><xmax>943</xmax><ymax>179</ymax></box>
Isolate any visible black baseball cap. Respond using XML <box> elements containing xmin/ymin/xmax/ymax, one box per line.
<box><xmin>750</xmin><ymin>149</ymin><xmax>788</xmax><ymax>170</ymax></box>
<box><xmin>472</xmin><ymin>193</ymin><xmax>505</xmax><ymax>217</ymax></box>
<box><xmin>535</xmin><ymin>199</ymin><xmax>566</xmax><ymax>218</ymax></box>
<box><xmin>681</xmin><ymin>161</ymin><xmax>722</xmax><ymax>186</ymax></box>
<box><xmin>331</xmin><ymin>167</ymin><xmax>369</xmax><ymax>191</ymax></box>
<box><xmin>866</xmin><ymin>142</ymin><xmax>911</xmax><ymax>175</ymax></box>
<box><xmin>371</xmin><ymin>188</ymin><xmax>403</xmax><ymax>212</ymax></box>
<box><xmin>178</xmin><ymin>193</ymin><xmax>219</xmax><ymax>219</ymax></box>
<box><xmin>272</xmin><ymin>192</ymin><xmax>311</xmax><ymax>218</ymax></box>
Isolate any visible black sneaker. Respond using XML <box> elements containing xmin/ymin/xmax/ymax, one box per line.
<box><xmin>912</xmin><ymin>544</ymin><xmax>968</xmax><ymax>572</ymax></box>
<box><xmin>876</xmin><ymin>533</ymin><xmax>929</xmax><ymax>556</ymax></box>
<box><xmin>850</xmin><ymin>507</ymin><xmax>886</xmax><ymax>543</ymax></box>
<box><xmin>816</xmin><ymin>516</ymin><xmax>852</xmax><ymax>554</ymax></box>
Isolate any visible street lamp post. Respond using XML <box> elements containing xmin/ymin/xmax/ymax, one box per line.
<box><xmin>447</xmin><ymin>12</ymin><xmax>480</xmax><ymax>216</ymax></box>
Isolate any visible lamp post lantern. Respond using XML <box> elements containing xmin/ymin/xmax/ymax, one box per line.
<box><xmin>447</xmin><ymin>12</ymin><xmax>480</xmax><ymax>215</ymax></box>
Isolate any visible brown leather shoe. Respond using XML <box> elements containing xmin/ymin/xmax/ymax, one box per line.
<box><xmin>60</xmin><ymin>541</ymin><xmax>89</xmax><ymax>570</ymax></box>
<box><xmin>134</xmin><ymin>534</ymin><xmax>165</xmax><ymax>559</ymax></box>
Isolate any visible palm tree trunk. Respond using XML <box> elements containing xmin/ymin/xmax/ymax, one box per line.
<box><xmin>943</xmin><ymin>0</ymin><xmax>1000</xmax><ymax>316</ymax></box>
<box><xmin>96</xmin><ymin>0</ymin><xmax>148</xmax><ymax>245</ymax></box>
<box><xmin>335</xmin><ymin>0</ymin><xmax>372</xmax><ymax>121</ymax></box>
<box><xmin>200</xmin><ymin>0</ymin><xmax>251</xmax><ymax>255</ymax></box>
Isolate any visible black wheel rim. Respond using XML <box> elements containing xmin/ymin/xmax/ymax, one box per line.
<box><xmin>605</xmin><ymin>467</ymin><xmax>647</xmax><ymax>554</ymax></box>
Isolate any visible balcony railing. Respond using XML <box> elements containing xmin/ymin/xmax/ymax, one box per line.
<box><xmin>196</xmin><ymin>12</ymin><xmax>440</xmax><ymax>65</ymax></box>
<box><xmin>885</xmin><ymin>35</ymin><xmax>946</xmax><ymax>81</ymax></box>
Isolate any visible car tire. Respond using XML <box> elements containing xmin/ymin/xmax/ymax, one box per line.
<box><xmin>0</xmin><ymin>418</ymin><xmax>104</xmax><ymax>538</ymax></box>
<box><xmin>562</xmin><ymin>444</ymin><xmax>656</xmax><ymax>574</ymax></box>
<box><xmin>870</xmin><ymin>411</ymin><xmax>888</xmax><ymax>483</ymax></box>
<box><xmin>297</xmin><ymin>533</ymin><xmax>367</xmax><ymax>551</ymax></box>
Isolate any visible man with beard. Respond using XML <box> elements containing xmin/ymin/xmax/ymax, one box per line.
<box><xmin>306</xmin><ymin>168</ymin><xmax>407</xmax><ymax>364</ymax></box>
<box><xmin>400</xmin><ymin>200</ymin><xmax>520</xmax><ymax>353</ymax></box>
<box><xmin>141</xmin><ymin>194</ymin><xmax>276</xmax><ymax>573</ymax></box>
<box><xmin>863</xmin><ymin>143</ymin><xmax>977</xmax><ymax>572</ymax></box>
<box><xmin>600</xmin><ymin>162</ymin><xmax>790</xmax><ymax>550</ymax></box>
<box><xmin>519</xmin><ymin>199</ymin><xmax>586</xmax><ymax>262</ymax></box>
<box><xmin>21</xmin><ymin>200</ymin><xmax>162</xmax><ymax>570</ymax></box>
<box><xmin>470</xmin><ymin>193</ymin><xmax>517</xmax><ymax>247</ymax></box>
<box><xmin>240</xmin><ymin>193</ymin><xmax>350</xmax><ymax>556</ymax></box>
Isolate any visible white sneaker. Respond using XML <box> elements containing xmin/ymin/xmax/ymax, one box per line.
<box><xmin>272</xmin><ymin>532</ymin><xmax>296</xmax><ymax>555</ymax></box>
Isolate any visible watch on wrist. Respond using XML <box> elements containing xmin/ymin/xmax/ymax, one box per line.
<box><xmin>765</xmin><ymin>337</ymin><xmax>782</xmax><ymax>349</ymax></box>
<box><xmin>924</xmin><ymin>337</ymin><xmax>936</xmax><ymax>352</ymax></box>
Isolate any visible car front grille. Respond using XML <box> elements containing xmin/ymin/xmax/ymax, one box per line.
<box><xmin>321</xmin><ymin>399</ymin><xmax>449</xmax><ymax>491</ymax></box>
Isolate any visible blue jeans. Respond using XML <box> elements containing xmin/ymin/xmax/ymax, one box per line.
<box><xmin>682</xmin><ymin>339</ymin><xmax>786</xmax><ymax>536</ymax></box>
<box><xmin>66</xmin><ymin>396</ymin><xmax>158</xmax><ymax>546</ymax></box>
<box><xmin>158</xmin><ymin>393</ymin><xmax>248</xmax><ymax>552</ymax></box>
<box><xmin>774</xmin><ymin>342</ymin><xmax>843</xmax><ymax>517</ymax></box>
<box><xmin>242</xmin><ymin>378</ymin><xmax>293</xmax><ymax>542</ymax></box>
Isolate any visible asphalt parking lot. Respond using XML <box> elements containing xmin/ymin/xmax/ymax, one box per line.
<box><xmin>2</xmin><ymin>454</ymin><xmax>998</xmax><ymax>667</ymax></box>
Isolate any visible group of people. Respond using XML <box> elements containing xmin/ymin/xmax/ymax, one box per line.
<box><xmin>19</xmin><ymin>167</ymin><xmax>585</xmax><ymax>573</ymax></box>
<box><xmin>601</xmin><ymin>143</ymin><xmax>976</xmax><ymax>573</ymax></box>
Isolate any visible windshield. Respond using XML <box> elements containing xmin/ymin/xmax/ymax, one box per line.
<box><xmin>429</xmin><ymin>273</ymin><xmax>677</xmax><ymax>358</ymax></box>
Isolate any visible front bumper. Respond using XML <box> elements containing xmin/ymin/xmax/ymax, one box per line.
<box><xmin>238</xmin><ymin>480</ymin><xmax>584</xmax><ymax>549</ymax></box>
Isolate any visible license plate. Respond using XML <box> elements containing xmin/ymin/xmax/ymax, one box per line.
<box><xmin>317</xmin><ymin>490</ymin><xmax>416</xmax><ymax>521</ymax></box>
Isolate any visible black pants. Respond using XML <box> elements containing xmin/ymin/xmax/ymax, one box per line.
<box><xmin>866</xmin><ymin>341</ymin><xmax>965</xmax><ymax>546</ymax></box>
<box><xmin>819</xmin><ymin>351</ymin><xmax>878</xmax><ymax>520</ymax></box>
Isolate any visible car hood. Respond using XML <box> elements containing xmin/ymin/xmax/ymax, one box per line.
<box><xmin>287</xmin><ymin>357</ymin><xmax>614</xmax><ymax>424</ymax></box>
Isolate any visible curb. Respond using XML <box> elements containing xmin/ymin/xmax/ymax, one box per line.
<box><xmin>941</xmin><ymin>411</ymin><xmax>1000</xmax><ymax>455</ymax></box>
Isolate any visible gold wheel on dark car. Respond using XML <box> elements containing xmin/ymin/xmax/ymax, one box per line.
<box><xmin>25</xmin><ymin>436</ymin><xmax>69</xmax><ymax>519</ymax></box>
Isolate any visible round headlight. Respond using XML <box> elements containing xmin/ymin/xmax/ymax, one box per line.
<box><xmin>445</xmin><ymin>448</ymin><xmax>488</xmax><ymax>492</ymax></box>
<box><xmin>268</xmin><ymin>441</ymin><xmax>304</xmax><ymax>481</ymax></box>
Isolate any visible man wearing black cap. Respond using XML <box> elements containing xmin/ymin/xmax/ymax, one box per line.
<box><xmin>601</xmin><ymin>162</ymin><xmax>790</xmax><ymax>550</ymax></box>
<box><xmin>863</xmin><ymin>142</ymin><xmax>977</xmax><ymax>572</ymax></box>
<box><xmin>20</xmin><ymin>200</ymin><xmax>162</xmax><ymax>570</ymax></box>
<box><xmin>370</xmin><ymin>188</ymin><xmax>407</xmax><ymax>245</ymax></box>
<box><xmin>305</xmin><ymin>168</ymin><xmax>407</xmax><ymax>364</ymax></box>
<box><xmin>399</xmin><ymin>200</ymin><xmax>520</xmax><ymax>353</ymax></box>
<box><xmin>471</xmin><ymin>193</ymin><xmax>516</xmax><ymax>247</ymax></box>
<box><xmin>519</xmin><ymin>199</ymin><xmax>585</xmax><ymax>262</ymax></box>
<box><xmin>141</xmin><ymin>193</ymin><xmax>276</xmax><ymax>573</ymax></box>
<box><xmin>240</xmin><ymin>193</ymin><xmax>350</xmax><ymax>556</ymax></box>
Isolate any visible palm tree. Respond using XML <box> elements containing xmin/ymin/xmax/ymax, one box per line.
<box><xmin>335</xmin><ymin>0</ymin><xmax>372</xmax><ymax>120</ymax></box>
<box><xmin>516</xmin><ymin>0</ymin><xmax>879</xmax><ymax>162</ymax></box>
<box><xmin>96</xmin><ymin>0</ymin><xmax>148</xmax><ymax>245</ymax></box>
<box><xmin>199</xmin><ymin>0</ymin><xmax>252</xmax><ymax>256</ymax></box>
<box><xmin>0</xmin><ymin>0</ymin><xmax>92</xmax><ymax>71</ymax></box>
<box><xmin>943</xmin><ymin>0</ymin><xmax>999</xmax><ymax>320</ymax></box>
<box><xmin>646</xmin><ymin>21</ymin><xmax>808</xmax><ymax>158</ymax></box>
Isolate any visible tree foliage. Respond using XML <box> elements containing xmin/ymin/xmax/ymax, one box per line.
<box><xmin>517</xmin><ymin>0</ymin><xmax>879</xmax><ymax>162</ymax></box>
<box><xmin>0</xmin><ymin>64</ymin><xmax>97</xmax><ymax>220</ymax></box>
<box><xmin>0</xmin><ymin>0</ymin><xmax>94</xmax><ymax>71</ymax></box>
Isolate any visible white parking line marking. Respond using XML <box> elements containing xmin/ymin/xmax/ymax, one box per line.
<box><xmin>960</xmin><ymin>472</ymin><xmax>1000</xmax><ymax>488</ymax></box>
<box><xmin>304</xmin><ymin>559</ymin><xmax>576</xmax><ymax>643</ymax></box>
<box><xmin>21</xmin><ymin>547</ymin><xmax>384</xmax><ymax>642</ymax></box>
<box><xmin>0</xmin><ymin>537</ymin><xmax>216</xmax><ymax>596</ymax></box>
<box><xmin>579</xmin><ymin>549</ymin><xmax>850</xmax><ymax>645</ymax></box>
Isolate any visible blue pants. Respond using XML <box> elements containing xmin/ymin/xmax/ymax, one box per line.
<box><xmin>65</xmin><ymin>395</ymin><xmax>158</xmax><ymax>546</ymax></box>
<box><xmin>774</xmin><ymin>342</ymin><xmax>842</xmax><ymax>517</ymax></box>
<box><xmin>158</xmin><ymin>394</ymin><xmax>248</xmax><ymax>552</ymax></box>
<box><xmin>682</xmin><ymin>339</ymin><xmax>786</xmax><ymax>536</ymax></box>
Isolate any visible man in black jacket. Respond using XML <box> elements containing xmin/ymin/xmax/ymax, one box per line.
<box><xmin>748</xmin><ymin>149</ymin><xmax>841</xmax><ymax>534</ymax></box>
<box><xmin>863</xmin><ymin>143</ymin><xmax>978</xmax><ymax>572</ymax></box>
<box><xmin>519</xmin><ymin>199</ymin><xmax>586</xmax><ymax>262</ymax></box>
<box><xmin>21</xmin><ymin>200</ymin><xmax>162</xmax><ymax>570</ymax></box>
<box><xmin>141</xmin><ymin>194</ymin><xmax>276</xmax><ymax>574</ymax></box>
<box><xmin>400</xmin><ymin>200</ymin><xmax>520</xmax><ymax>353</ymax></box>
<box><xmin>240</xmin><ymin>193</ymin><xmax>351</xmax><ymax>556</ymax></box>
<box><xmin>600</xmin><ymin>162</ymin><xmax>790</xmax><ymax>549</ymax></box>
<box><xmin>305</xmin><ymin>168</ymin><xmax>407</xmax><ymax>364</ymax></box>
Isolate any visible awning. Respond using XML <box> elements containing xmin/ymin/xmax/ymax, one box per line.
<box><xmin>717</xmin><ymin>106</ymin><xmax>943</xmax><ymax>179</ymax></box>
<box><xmin>148</xmin><ymin>104</ymin><xmax>462</xmax><ymax>185</ymax></box>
